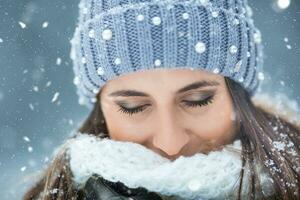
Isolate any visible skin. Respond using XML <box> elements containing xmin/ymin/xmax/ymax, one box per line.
<box><xmin>99</xmin><ymin>68</ymin><xmax>239</xmax><ymax>161</ymax></box>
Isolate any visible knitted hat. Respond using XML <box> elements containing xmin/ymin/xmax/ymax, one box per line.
<box><xmin>70</xmin><ymin>0</ymin><xmax>264</xmax><ymax>110</ymax></box>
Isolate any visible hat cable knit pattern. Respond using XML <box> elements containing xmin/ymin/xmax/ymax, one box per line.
<box><xmin>70</xmin><ymin>0</ymin><xmax>264</xmax><ymax>110</ymax></box>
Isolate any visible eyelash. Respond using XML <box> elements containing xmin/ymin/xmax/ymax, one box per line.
<box><xmin>117</xmin><ymin>96</ymin><xmax>214</xmax><ymax>116</ymax></box>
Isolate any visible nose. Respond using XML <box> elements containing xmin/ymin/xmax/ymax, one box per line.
<box><xmin>152</xmin><ymin>109</ymin><xmax>190</xmax><ymax>157</ymax></box>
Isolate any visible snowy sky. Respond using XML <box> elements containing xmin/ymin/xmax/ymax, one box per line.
<box><xmin>0</xmin><ymin>0</ymin><xmax>299</xmax><ymax>199</ymax></box>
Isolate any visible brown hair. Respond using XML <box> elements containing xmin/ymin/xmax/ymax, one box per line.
<box><xmin>23</xmin><ymin>77</ymin><xmax>300</xmax><ymax>200</ymax></box>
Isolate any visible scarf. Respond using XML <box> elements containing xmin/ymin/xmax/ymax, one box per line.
<box><xmin>63</xmin><ymin>133</ymin><xmax>275</xmax><ymax>200</ymax></box>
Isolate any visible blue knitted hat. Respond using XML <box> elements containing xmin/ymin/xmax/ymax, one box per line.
<box><xmin>70</xmin><ymin>0</ymin><xmax>264</xmax><ymax>110</ymax></box>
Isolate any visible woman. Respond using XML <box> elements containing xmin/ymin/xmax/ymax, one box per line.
<box><xmin>23</xmin><ymin>0</ymin><xmax>300</xmax><ymax>199</ymax></box>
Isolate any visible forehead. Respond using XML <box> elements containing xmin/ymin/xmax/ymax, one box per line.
<box><xmin>102</xmin><ymin>68</ymin><xmax>224</xmax><ymax>91</ymax></box>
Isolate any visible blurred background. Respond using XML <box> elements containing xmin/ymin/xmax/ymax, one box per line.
<box><xmin>0</xmin><ymin>0</ymin><xmax>299</xmax><ymax>199</ymax></box>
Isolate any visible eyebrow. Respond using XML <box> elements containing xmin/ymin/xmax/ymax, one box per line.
<box><xmin>108</xmin><ymin>80</ymin><xmax>220</xmax><ymax>97</ymax></box>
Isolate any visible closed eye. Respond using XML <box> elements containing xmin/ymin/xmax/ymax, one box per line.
<box><xmin>117</xmin><ymin>104</ymin><xmax>149</xmax><ymax>116</ymax></box>
<box><xmin>182</xmin><ymin>95</ymin><xmax>214</xmax><ymax>107</ymax></box>
<box><xmin>117</xmin><ymin>95</ymin><xmax>214</xmax><ymax>116</ymax></box>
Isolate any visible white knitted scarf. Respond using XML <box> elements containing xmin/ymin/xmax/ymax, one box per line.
<box><xmin>63</xmin><ymin>133</ymin><xmax>275</xmax><ymax>200</ymax></box>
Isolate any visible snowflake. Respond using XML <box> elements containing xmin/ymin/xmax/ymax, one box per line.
<box><xmin>51</xmin><ymin>92</ymin><xmax>60</xmax><ymax>103</ymax></box>
<box><xmin>20</xmin><ymin>166</ymin><xmax>27</xmax><ymax>172</ymax></box>
<box><xmin>28</xmin><ymin>146</ymin><xmax>33</xmax><ymax>153</ymax></box>
<box><xmin>273</xmin><ymin>141</ymin><xmax>286</xmax><ymax>151</ymax></box>
<box><xmin>56</xmin><ymin>57</ymin><xmax>62</xmax><ymax>65</ymax></box>
<box><xmin>42</xmin><ymin>21</ymin><xmax>49</xmax><ymax>28</ymax></box>
<box><xmin>265</xmin><ymin>159</ymin><xmax>275</xmax><ymax>166</ymax></box>
<box><xmin>23</xmin><ymin>136</ymin><xmax>31</xmax><ymax>142</ymax></box>
<box><xmin>19</xmin><ymin>21</ymin><xmax>26</xmax><ymax>29</ymax></box>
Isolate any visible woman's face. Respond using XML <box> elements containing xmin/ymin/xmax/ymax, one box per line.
<box><xmin>99</xmin><ymin>68</ymin><xmax>238</xmax><ymax>160</ymax></box>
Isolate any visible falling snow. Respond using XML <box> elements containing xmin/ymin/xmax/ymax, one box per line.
<box><xmin>102</xmin><ymin>29</ymin><xmax>113</xmax><ymax>40</ymax></box>
<box><xmin>20</xmin><ymin>166</ymin><xmax>27</xmax><ymax>172</ymax></box>
<box><xmin>42</xmin><ymin>21</ymin><xmax>49</xmax><ymax>28</ymax></box>
<box><xmin>253</xmin><ymin>31</ymin><xmax>262</xmax><ymax>44</ymax></box>
<box><xmin>23</xmin><ymin>136</ymin><xmax>31</xmax><ymax>142</ymax></box>
<box><xmin>89</xmin><ymin>29</ymin><xmax>95</xmax><ymax>38</ymax></box>
<box><xmin>91</xmin><ymin>97</ymin><xmax>97</xmax><ymax>103</ymax></box>
<box><xmin>0</xmin><ymin>91</ymin><xmax>4</xmax><ymax>101</ymax></box>
<box><xmin>247</xmin><ymin>51</ymin><xmax>251</xmax><ymax>57</ymax></box>
<box><xmin>56</xmin><ymin>57</ymin><xmax>62</xmax><ymax>65</ymax></box>
<box><xmin>28</xmin><ymin>146</ymin><xmax>33</xmax><ymax>153</ymax></box>
<box><xmin>199</xmin><ymin>0</ymin><xmax>209</xmax><ymax>6</ymax></box>
<box><xmin>286</xmin><ymin>44</ymin><xmax>292</xmax><ymax>49</ymax></box>
<box><xmin>229</xmin><ymin>45</ymin><xmax>238</xmax><ymax>54</ymax></box>
<box><xmin>33</xmin><ymin>86</ymin><xmax>39</xmax><ymax>92</ymax></box>
<box><xmin>182</xmin><ymin>13</ymin><xmax>189</xmax><ymax>19</ymax></box>
<box><xmin>1</xmin><ymin>1</ymin><xmax>300</xmax><ymax>200</ymax></box>
<box><xmin>232</xmin><ymin>18</ymin><xmax>240</xmax><ymax>26</ymax></box>
<box><xmin>93</xmin><ymin>88</ymin><xmax>99</xmax><ymax>94</ymax></box>
<box><xmin>213</xmin><ymin>68</ymin><xmax>220</xmax><ymax>74</ymax></box>
<box><xmin>97</xmin><ymin>67</ymin><xmax>105</xmax><ymax>75</ymax></box>
<box><xmin>238</xmin><ymin>77</ymin><xmax>244</xmax><ymax>83</ymax></box>
<box><xmin>234</xmin><ymin>60</ymin><xmax>243</xmax><ymax>73</ymax></box>
<box><xmin>273</xmin><ymin>141</ymin><xmax>286</xmax><ymax>151</ymax></box>
<box><xmin>46</xmin><ymin>81</ymin><xmax>52</xmax><ymax>87</ymax></box>
<box><xmin>277</xmin><ymin>0</ymin><xmax>291</xmax><ymax>10</ymax></box>
<box><xmin>152</xmin><ymin>16</ymin><xmax>162</xmax><ymax>25</ymax></box>
<box><xmin>73</xmin><ymin>76</ymin><xmax>81</xmax><ymax>85</ymax></box>
<box><xmin>265</xmin><ymin>159</ymin><xmax>275</xmax><ymax>167</ymax></box>
<box><xmin>44</xmin><ymin>157</ymin><xmax>50</xmax><ymax>163</ymax></box>
<box><xmin>81</xmin><ymin>56</ymin><xmax>87</xmax><ymax>64</ymax></box>
<box><xmin>211</xmin><ymin>10</ymin><xmax>219</xmax><ymax>18</ymax></box>
<box><xmin>195</xmin><ymin>42</ymin><xmax>206</xmax><ymax>54</ymax></box>
<box><xmin>69</xmin><ymin>119</ymin><xmax>74</xmax><ymax>125</ymax></box>
<box><xmin>29</xmin><ymin>103</ymin><xmax>34</xmax><ymax>110</ymax></box>
<box><xmin>136</xmin><ymin>14</ymin><xmax>144</xmax><ymax>21</ymax></box>
<box><xmin>154</xmin><ymin>59</ymin><xmax>161</xmax><ymax>66</ymax></box>
<box><xmin>18</xmin><ymin>21</ymin><xmax>26</xmax><ymax>29</ymax></box>
<box><xmin>114</xmin><ymin>57</ymin><xmax>122</xmax><ymax>65</ymax></box>
<box><xmin>258</xmin><ymin>72</ymin><xmax>265</xmax><ymax>81</ymax></box>
<box><xmin>51</xmin><ymin>92</ymin><xmax>60</xmax><ymax>103</ymax></box>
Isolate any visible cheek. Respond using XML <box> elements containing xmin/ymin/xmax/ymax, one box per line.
<box><xmin>192</xmin><ymin>97</ymin><xmax>235</xmax><ymax>141</ymax></box>
<box><xmin>104</xmin><ymin>113</ymin><xmax>149</xmax><ymax>143</ymax></box>
<box><xmin>101</xmin><ymin>100</ymin><xmax>143</xmax><ymax>142</ymax></box>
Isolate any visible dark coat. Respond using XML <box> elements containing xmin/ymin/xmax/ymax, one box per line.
<box><xmin>82</xmin><ymin>174</ymin><xmax>165</xmax><ymax>200</ymax></box>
